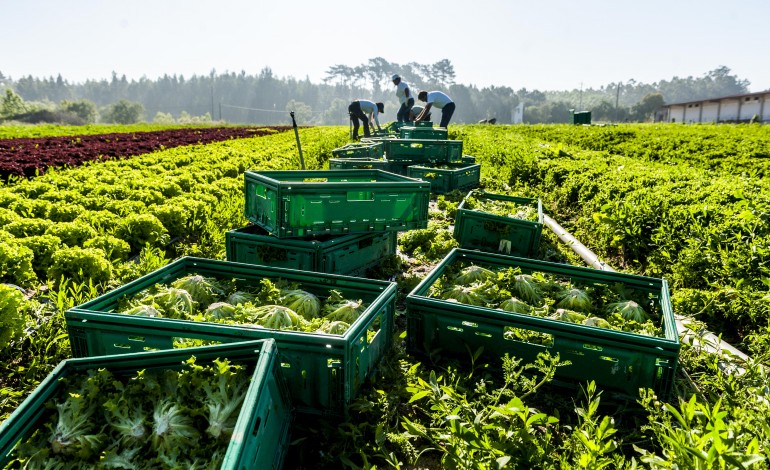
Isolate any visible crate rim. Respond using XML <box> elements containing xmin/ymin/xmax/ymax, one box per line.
<box><xmin>70</xmin><ymin>256</ymin><xmax>397</xmax><ymax>345</ymax></box>
<box><xmin>407</xmin><ymin>163</ymin><xmax>481</xmax><ymax>171</ymax></box>
<box><xmin>245</xmin><ymin>169</ymin><xmax>429</xmax><ymax>189</ymax></box>
<box><xmin>457</xmin><ymin>189</ymin><xmax>544</xmax><ymax>224</ymax></box>
<box><xmin>406</xmin><ymin>248</ymin><xmax>679</xmax><ymax>348</ymax></box>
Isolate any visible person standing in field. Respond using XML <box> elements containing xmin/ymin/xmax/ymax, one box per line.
<box><xmin>414</xmin><ymin>90</ymin><xmax>455</xmax><ymax>128</ymax></box>
<box><xmin>391</xmin><ymin>74</ymin><xmax>414</xmax><ymax>122</ymax></box>
<box><xmin>348</xmin><ymin>100</ymin><xmax>384</xmax><ymax>139</ymax></box>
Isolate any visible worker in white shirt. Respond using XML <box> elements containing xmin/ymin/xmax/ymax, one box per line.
<box><xmin>414</xmin><ymin>90</ymin><xmax>455</xmax><ymax>128</ymax></box>
<box><xmin>409</xmin><ymin>105</ymin><xmax>430</xmax><ymax>122</ymax></box>
<box><xmin>391</xmin><ymin>74</ymin><xmax>414</xmax><ymax>122</ymax></box>
<box><xmin>348</xmin><ymin>99</ymin><xmax>384</xmax><ymax>139</ymax></box>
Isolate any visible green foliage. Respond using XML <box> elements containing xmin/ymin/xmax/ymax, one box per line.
<box><xmin>102</xmin><ymin>99</ymin><xmax>144</xmax><ymax>124</ymax></box>
<box><xmin>0</xmin><ymin>88</ymin><xmax>28</xmax><ymax>119</ymax></box>
<box><xmin>44</xmin><ymin>221</ymin><xmax>97</xmax><ymax>247</ymax></box>
<box><xmin>17</xmin><ymin>234</ymin><xmax>63</xmax><ymax>275</ymax></box>
<box><xmin>59</xmin><ymin>99</ymin><xmax>98</xmax><ymax>124</ymax></box>
<box><xmin>46</xmin><ymin>202</ymin><xmax>87</xmax><ymax>223</ymax></box>
<box><xmin>637</xmin><ymin>379</ymin><xmax>768</xmax><ymax>469</ymax></box>
<box><xmin>115</xmin><ymin>213</ymin><xmax>168</xmax><ymax>252</ymax></box>
<box><xmin>9</xmin><ymin>198</ymin><xmax>51</xmax><ymax>218</ymax></box>
<box><xmin>401</xmin><ymin>354</ymin><xmax>563</xmax><ymax>469</ymax></box>
<box><xmin>47</xmin><ymin>246</ymin><xmax>113</xmax><ymax>287</ymax></box>
<box><xmin>0</xmin><ymin>241</ymin><xmax>37</xmax><ymax>286</ymax></box>
<box><xmin>398</xmin><ymin>221</ymin><xmax>458</xmax><ymax>261</ymax></box>
<box><xmin>83</xmin><ymin>235</ymin><xmax>131</xmax><ymax>261</ymax></box>
<box><xmin>0</xmin><ymin>284</ymin><xmax>27</xmax><ymax>349</ymax></box>
<box><xmin>4</xmin><ymin>218</ymin><xmax>52</xmax><ymax>237</ymax></box>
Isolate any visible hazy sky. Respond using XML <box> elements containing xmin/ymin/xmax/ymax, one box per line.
<box><xmin>3</xmin><ymin>0</ymin><xmax>768</xmax><ymax>92</ymax></box>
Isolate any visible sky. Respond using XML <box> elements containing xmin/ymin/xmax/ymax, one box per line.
<box><xmin>2</xmin><ymin>0</ymin><xmax>768</xmax><ymax>93</ymax></box>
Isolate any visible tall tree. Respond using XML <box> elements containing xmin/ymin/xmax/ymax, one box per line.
<box><xmin>431</xmin><ymin>59</ymin><xmax>456</xmax><ymax>86</ymax></box>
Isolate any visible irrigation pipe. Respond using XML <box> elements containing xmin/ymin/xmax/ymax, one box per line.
<box><xmin>542</xmin><ymin>214</ymin><xmax>750</xmax><ymax>373</ymax></box>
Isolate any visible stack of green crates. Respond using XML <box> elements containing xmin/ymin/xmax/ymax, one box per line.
<box><xmin>0</xmin><ymin>340</ymin><xmax>293</xmax><ymax>468</ymax></box>
<box><xmin>334</xmin><ymin>122</ymin><xmax>473</xmax><ymax>179</ymax></box>
<box><xmin>332</xmin><ymin>142</ymin><xmax>384</xmax><ymax>159</ymax></box>
<box><xmin>229</xmin><ymin>168</ymin><xmax>430</xmax><ymax>276</ymax></box>
<box><xmin>399</xmin><ymin>121</ymin><xmax>448</xmax><ymax>140</ymax></box>
<box><xmin>328</xmin><ymin>157</ymin><xmax>389</xmax><ymax>171</ymax></box>
<box><xmin>227</xmin><ymin>224</ymin><xmax>397</xmax><ymax>276</ymax></box>
<box><xmin>243</xmin><ymin>169</ymin><xmax>430</xmax><ymax>237</ymax></box>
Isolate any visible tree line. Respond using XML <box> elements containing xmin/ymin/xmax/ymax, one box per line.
<box><xmin>0</xmin><ymin>60</ymin><xmax>752</xmax><ymax>125</ymax></box>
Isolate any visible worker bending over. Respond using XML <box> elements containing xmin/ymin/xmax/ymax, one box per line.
<box><xmin>348</xmin><ymin>99</ymin><xmax>384</xmax><ymax>139</ymax></box>
<box><xmin>415</xmin><ymin>90</ymin><xmax>455</xmax><ymax>128</ymax></box>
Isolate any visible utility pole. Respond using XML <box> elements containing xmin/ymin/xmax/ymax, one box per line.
<box><xmin>614</xmin><ymin>82</ymin><xmax>621</xmax><ymax>122</ymax></box>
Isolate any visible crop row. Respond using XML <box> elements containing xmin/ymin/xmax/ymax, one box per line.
<box><xmin>0</xmin><ymin>127</ymin><xmax>345</xmax><ymax>291</ymax></box>
<box><xmin>511</xmin><ymin>123</ymin><xmax>770</xmax><ymax>175</ymax></box>
<box><xmin>0</xmin><ymin>126</ymin><xmax>290</xmax><ymax>179</ymax></box>
<box><xmin>456</xmin><ymin>124</ymin><xmax>770</xmax><ymax>352</ymax></box>
<box><xmin>0</xmin><ymin>123</ymin><xmax>235</xmax><ymax>140</ymax></box>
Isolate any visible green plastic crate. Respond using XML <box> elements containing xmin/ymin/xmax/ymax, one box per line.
<box><xmin>406</xmin><ymin>163</ymin><xmax>481</xmax><ymax>194</ymax></box>
<box><xmin>406</xmin><ymin>249</ymin><xmax>680</xmax><ymax>400</ymax></box>
<box><xmin>244</xmin><ymin>169</ymin><xmax>430</xmax><ymax>238</ymax></box>
<box><xmin>329</xmin><ymin>157</ymin><xmax>389</xmax><ymax>170</ymax></box>
<box><xmin>453</xmin><ymin>190</ymin><xmax>543</xmax><ymax>257</ymax></box>
<box><xmin>332</xmin><ymin>142</ymin><xmax>384</xmax><ymax>159</ymax></box>
<box><xmin>64</xmin><ymin>257</ymin><xmax>397</xmax><ymax>416</ymax></box>
<box><xmin>461</xmin><ymin>155</ymin><xmax>477</xmax><ymax>164</ymax></box>
<box><xmin>384</xmin><ymin>161</ymin><xmax>410</xmax><ymax>176</ymax></box>
<box><xmin>0</xmin><ymin>340</ymin><xmax>292</xmax><ymax>469</ymax></box>
<box><xmin>399</xmin><ymin>126</ymin><xmax>448</xmax><ymax>140</ymax></box>
<box><xmin>370</xmin><ymin>122</ymin><xmax>404</xmax><ymax>137</ymax></box>
<box><xmin>383</xmin><ymin>139</ymin><xmax>463</xmax><ymax>164</ymax></box>
<box><xmin>226</xmin><ymin>224</ymin><xmax>397</xmax><ymax>276</ymax></box>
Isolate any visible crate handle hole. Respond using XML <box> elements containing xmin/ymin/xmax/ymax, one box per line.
<box><xmin>446</xmin><ymin>326</ymin><xmax>463</xmax><ymax>333</ymax></box>
<box><xmin>502</xmin><ymin>326</ymin><xmax>553</xmax><ymax>347</ymax></box>
<box><xmin>347</xmin><ymin>191</ymin><xmax>374</xmax><ymax>201</ymax></box>
<box><xmin>128</xmin><ymin>336</ymin><xmax>145</xmax><ymax>342</ymax></box>
<box><xmin>113</xmin><ymin>343</ymin><xmax>132</xmax><ymax>349</ymax></box>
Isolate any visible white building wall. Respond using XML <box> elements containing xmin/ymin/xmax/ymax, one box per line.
<box><xmin>720</xmin><ymin>100</ymin><xmax>740</xmax><ymax>121</ymax></box>
<box><xmin>701</xmin><ymin>103</ymin><xmax>719</xmax><ymax>122</ymax></box>
<box><xmin>684</xmin><ymin>104</ymin><xmax>701</xmax><ymax>123</ymax></box>
<box><xmin>669</xmin><ymin>105</ymin><xmax>685</xmax><ymax>123</ymax></box>
<box><xmin>763</xmin><ymin>94</ymin><xmax>770</xmax><ymax>122</ymax></box>
<box><xmin>739</xmin><ymin>96</ymin><xmax>762</xmax><ymax>120</ymax></box>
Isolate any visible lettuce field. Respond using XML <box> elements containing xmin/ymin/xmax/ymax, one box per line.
<box><xmin>1</xmin><ymin>122</ymin><xmax>770</xmax><ymax>469</ymax></box>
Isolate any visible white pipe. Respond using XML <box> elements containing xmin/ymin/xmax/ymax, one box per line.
<box><xmin>543</xmin><ymin>214</ymin><xmax>750</xmax><ymax>369</ymax></box>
